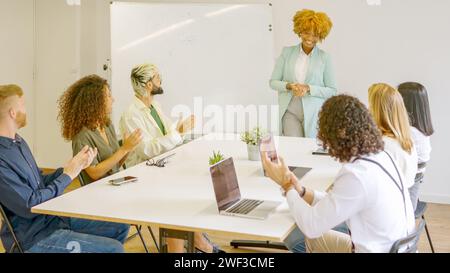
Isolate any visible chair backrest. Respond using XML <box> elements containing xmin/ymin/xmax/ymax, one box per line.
<box><xmin>417</xmin><ymin>162</ymin><xmax>427</xmax><ymax>170</ymax></box>
<box><xmin>118</xmin><ymin>139</ymin><xmax>127</xmax><ymax>170</ymax></box>
<box><xmin>390</xmin><ymin>218</ymin><xmax>425</xmax><ymax>253</ymax></box>
<box><xmin>415</xmin><ymin>162</ymin><xmax>427</xmax><ymax>183</ymax></box>
<box><xmin>0</xmin><ymin>203</ymin><xmax>24</xmax><ymax>253</ymax></box>
<box><xmin>78</xmin><ymin>173</ymin><xmax>88</xmax><ymax>187</ymax></box>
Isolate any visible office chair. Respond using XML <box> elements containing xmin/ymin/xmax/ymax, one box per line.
<box><xmin>0</xmin><ymin>203</ymin><xmax>24</xmax><ymax>253</ymax></box>
<box><xmin>390</xmin><ymin>218</ymin><xmax>425</xmax><ymax>253</ymax></box>
<box><xmin>413</xmin><ymin>162</ymin><xmax>435</xmax><ymax>253</ymax></box>
<box><xmin>414</xmin><ymin>200</ymin><xmax>435</xmax><ymax>253</ymax></box>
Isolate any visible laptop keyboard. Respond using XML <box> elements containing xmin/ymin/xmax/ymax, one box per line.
<box><xmin>227</xmin><ymin>199</ymin><xmax>263</xmax><ymax>215</ymax></box>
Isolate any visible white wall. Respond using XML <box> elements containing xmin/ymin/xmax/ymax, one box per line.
<box><xmin>33</xmin><ymin>0</ymin><xmax>81</xmax><ymax>167</ymax></box>
<box><xmin>5</xmin><ymin>0</ymin><xmax>450</xmax><ymax>203</ymax></box>
<box><xmin>0</xmin><ymin>0</ymin><xmax>35</xmax><ymax>149</ymax></box>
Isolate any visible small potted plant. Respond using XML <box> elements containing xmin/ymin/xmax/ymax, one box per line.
<box><xmin>240</xmin><ymin>127</ymin><xmax>265</xmax><ymax>161</ymax></box>
<box><xmin>209</xmin><ymin>150</ymin><xmax>225</xmax><ymax>166</ymax></box>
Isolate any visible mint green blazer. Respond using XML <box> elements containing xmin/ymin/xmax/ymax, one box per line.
<box><xmin>270</xmin><ymin>45</ymin><xmax>337</xmax><ymax>138</ymax></box>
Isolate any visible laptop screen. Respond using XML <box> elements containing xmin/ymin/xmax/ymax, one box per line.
<box><xmin>210</xmin><ymin>158</ymin><xmax>241</xmax><ymax>211</ymax></box>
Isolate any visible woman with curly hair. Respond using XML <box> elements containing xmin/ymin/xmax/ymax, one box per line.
<box><xmin>58</xmin><ymin>75</ymin><xmax>143</xmax><ymax>184</ymax></box>
<box><xmin>270</xmin><ymin>9</ymin><xmax>336</xmax><ymax>138</ymax></box>
<box><xmin>262</xmin><ymin>95</ymin><xmax>415</xmax><ymax>253</ymax></box>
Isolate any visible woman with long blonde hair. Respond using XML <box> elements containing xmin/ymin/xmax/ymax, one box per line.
<box><xmin>368</xmin><ymin>83</ymin><xmax>418</xmax><ymax>189</ymax></box>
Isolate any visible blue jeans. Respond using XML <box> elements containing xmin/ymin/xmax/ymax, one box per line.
<box><xmin>409</xmin><ymin>173</ymin><xmax>424</xmax><ymax>212</ymax></box>
<box><xmin>26</xmin><ymin>218</ymin><xmax>130</xmax><ymax>253</ymax></box>
<box><xmin>284</xmin><ymin>222</ymin><xmax>349</xmax><ymax>253</ymax></box>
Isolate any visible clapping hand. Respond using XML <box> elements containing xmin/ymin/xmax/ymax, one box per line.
<box><xmin>177</xmin><ymin>115</ymin><xmax>195</xmax><ymax>134</ymax></box>
<box><xmin>64</xmin><ymin>146</ymin><xmax>97</xmax><ymax>180</ymax></box>
<box><xmin>122</xmin><ymin>129</ymin><xmax>143</xmax><ymax>152</ymax></box>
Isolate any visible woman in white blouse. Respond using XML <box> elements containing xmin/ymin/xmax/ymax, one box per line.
<box><xmin>368</xmin><ymin>83</ymin><xmax>418</xmax><ymax>207</ymax></box>
<box><xmin>262</xmin><ymin>95</ymin><xmax>415</xmax><ymax>253</ymax></box>
<box><xmin>398</xmin><ymin>82</ymin><xmax>434</xmax><ymax>210</ymax></box>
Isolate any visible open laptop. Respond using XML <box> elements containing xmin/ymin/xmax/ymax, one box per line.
<box><xmin>210</xmin><ymin>157</ymin><xmax>281</xmax><ymax>220</ymax></box>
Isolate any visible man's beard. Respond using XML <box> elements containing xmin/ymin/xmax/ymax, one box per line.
<box><xmin>16</xmin><ymin>111</ymin><xmax>27</xmax><ymax>128</ymax></box>
<box><xmin>151</xmin><ymin>86</ymin><xmax>164</xmax><ymax>96</ymax></box>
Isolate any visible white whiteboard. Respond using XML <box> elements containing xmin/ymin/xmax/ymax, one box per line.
<box><xmin>110</xmin><ymin>2</ymin><xmax>276</xmax><ymax>134</ymax></box>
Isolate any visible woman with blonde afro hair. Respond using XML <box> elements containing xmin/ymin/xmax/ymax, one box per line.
<box><xmin>270</xmin><ymin>9</ymin><xmax>336</xmax><ymax>138</ymax></box>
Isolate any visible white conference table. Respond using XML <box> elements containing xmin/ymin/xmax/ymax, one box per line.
<box><xmin>32</xmin><ymin>133</ymin><xmax>341</xmax><ymax>249</ymax></box>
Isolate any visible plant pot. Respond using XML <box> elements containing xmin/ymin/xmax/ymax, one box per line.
<box><xmin>247</xmin><ymin>144</ymin><xmax>261</xmax><ymax>161</ymax></box>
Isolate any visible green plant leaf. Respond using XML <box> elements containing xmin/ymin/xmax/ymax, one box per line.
<box><xmin>209</xmin><ymin>150</ymin><xmax>225</xmax><ymax>165</ymax></box>
<box><xmin>240</xmin><ymin>126</ymin><xmax>266</xmax><ymax>145</ymax></box>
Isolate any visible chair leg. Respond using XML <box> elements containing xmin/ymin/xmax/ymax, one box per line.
<box><xmin>9</xmin><ymin>242</ymin><xmax>17</xmax><ymax>253</ymax></box>
<box><xmin>422</xmin><ymin>215</ymin><xmax>435</xmax><ymax>253</ymax></box>
<box><xmin>125</xmin><ymin>225</ymin><xmax>140</xmax><ymax>242</ymax></box>
<box><xmin>148</xmin><ymin>226</ymin><xmax>160</xmax><ymax>253</ymax></box>
<box><xmin>135</xmin><ymin>225</ymin><xmax>149</xmax><ymax>253</ymax></box>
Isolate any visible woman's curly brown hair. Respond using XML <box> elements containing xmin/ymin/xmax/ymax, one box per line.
<box><xmin>58</xmin><ymin>75</ymin><xmax>111</xmax><ymax>140</ymax></box>
<box><xmin>317</xmin><ymin>95</ymin><xmax>384</xmax><ymax>163</ymax></box>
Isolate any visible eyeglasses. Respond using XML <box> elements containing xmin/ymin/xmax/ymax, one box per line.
<box><xmin>146</xmin><ymin>153</ymin><xmax>175</xmax><ymax>168</ymax></box>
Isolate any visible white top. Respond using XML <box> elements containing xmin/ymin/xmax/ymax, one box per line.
<box><xmin>286</xmin><ymin>151</ymin><xmax>416</xmax><ymax>253</ymax></box>
<box><xmin>410</xmin><ymin>127</ymin><xmax>431</xmax><ymax>173</ymax></box>
<box><xmin>286</xmin><ymin>47</ymin><xmax>311</xmax><ymax>117</ymax></box>
<box><xmin>295</xmin><ymin>46</ymin><xmax>310</xmax><ymax>83</ymax></box>
<box><xmin>382</xmin><ymin>136</ymin><xmax>418</xmax><ymax>188</ymax></box>
<box><xmin>119</xmin><ymin>97</ymin><xmax>183</xmax><ymax>167</ymax></box>
<box><xmin>32</xmin><ymin>134</ymin><xmax>340</xmax><ymax>242</ymax></box>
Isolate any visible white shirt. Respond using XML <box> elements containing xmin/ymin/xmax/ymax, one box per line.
<box><xmin>295</xmin><ymin>47</ymin><xmax>310</xmax><ymax>83</ymax></box>
<box><xmin>119</xmin><ymin>97</ymin><xmax>183</xmax><ymax>167</ymax></box>
<box><xmin>383</xmin><ymin>136</ymin><xmax>418</xmax><ymax>188</ymax></box>
<box><xmin>410</xmin><ymin>127</ymin><xmax>431</xmax><ymax>173</ymax></box>
<box><xmin>286</xmin><ymin>47</ymin><xmax>311</xmax><ymax>117</ymax></box>
<box><xmin>286</xmin><ymin>152</ymin><xmax>415</xmax><ymax>253</ymax></box>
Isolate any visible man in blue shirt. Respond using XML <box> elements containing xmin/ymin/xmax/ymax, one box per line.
<box><xmin>0</xmin><ymin>84</ymin><xmax>130</xmax><ymax>253</ymax></box>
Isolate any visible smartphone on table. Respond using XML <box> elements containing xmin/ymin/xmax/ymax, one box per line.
<box><xmin>108</xmin><ymin>176</ymin><xmax>138</xmax><ymax>186</ymax></box>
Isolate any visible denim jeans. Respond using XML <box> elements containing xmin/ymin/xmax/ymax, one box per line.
<box><xmin>284</xmin><ymin>222</ymin><xmax>349</xmax><ymax>253</ymax></box>
<box><xmin>26</xmin><ymin>218</ymin><xmax>130</xmax><ymax>253</ymax></box>
<box><xmin>409</xmin><ymin>173</ymin><xmax>424</xmax><ymax>212</ymax></box>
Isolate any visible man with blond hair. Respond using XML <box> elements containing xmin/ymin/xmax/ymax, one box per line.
<box><xmin>119</xmin><ymin>64</ymin><xmax>225</xmax><ymax>253</ymax></box>
<box><xmin>119</xmin><ymin>63</ymin><xmax>195</xmax><ymax>167</ymax></box>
